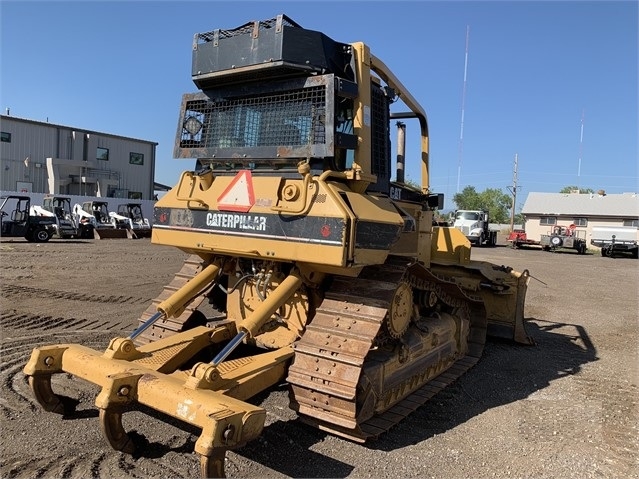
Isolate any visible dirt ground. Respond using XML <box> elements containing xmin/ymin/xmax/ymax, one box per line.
<box><xmin>0</xmin><ymin>236</ymin><xmax>637</xmax><ymax>479</ymax></box>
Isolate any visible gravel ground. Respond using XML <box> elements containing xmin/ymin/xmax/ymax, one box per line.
<box><xmin>0</xmin><ymin>236</ymin><xmax>637</xmax><ymax>478</ymax></box>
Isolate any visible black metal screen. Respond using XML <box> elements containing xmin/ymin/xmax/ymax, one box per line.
<box><xmin>368</xmin><ymin>84</ymin><xmax>392</xmax><ymax>194</ymax></box>
<box><xmin>180</xmin><ymin>87</ymin><xmax>326</xmax><ymax>149</ymax></box>
<box><xmin>195</xmin><ymin>15</ymin><xmax>302</xmax><ymax>45</ymax></box>
<box><xmin>175</xmin><ymin>75</ymin><xmax>341</xmax><ymax>162</ymax></box>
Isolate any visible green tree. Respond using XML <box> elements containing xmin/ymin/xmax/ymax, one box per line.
<box><xmin>452</xmin><ymin>186</ymin><xmax>512</xmax><ymax>223</ymax></box>
<box><xmin>560</xmin><ymin>185</ymin><xmax>594</xmax><ymax>194</ymax></box>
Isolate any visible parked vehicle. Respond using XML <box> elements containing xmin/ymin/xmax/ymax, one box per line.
<box><xmin>540</xmin><ymin>224</ymin><xmax>587</xmax><ymax>254</ymax></box>
<box><xmin>32</xmin><ymin>195</ymin><xmax>94</xmax><ymax>239</ymax></box>
<box><xmin>0</xmin><ymin>195</ymin><xmax>55</xmax><ymax>242</ymax></box>
<box><xmin>73</xmin><ymin>201</ymin><xmax>132</xmax><ymax>239</ymax></box>
<box><xmin>112</xmin><ymin>202</ymin><xmax>152</xmax><ymax>238</ymax></box>
<box><xmin>590</xmin><ymin>226</ymin><xmax>638</xmax><ymax>258</ymax></box>
<box><xmin>453</xmin><ymin>209</ymin><xmax>498</xmax><ymax>246</ymax></box>
<box><xmin>507</xmin><ymin>229</ymin><xmax>541</xmax><ymax>249</ymax></box>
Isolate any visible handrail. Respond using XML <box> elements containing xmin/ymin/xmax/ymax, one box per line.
<box><xmin>174</xmin><ymin>171</ymin><xmax>209</xmax><ymax>208</ymax></box>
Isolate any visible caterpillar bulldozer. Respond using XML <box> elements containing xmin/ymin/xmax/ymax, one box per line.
<box><xmin>23</xmin><ymin>15</ymin><xmax>533</xmax><ymax>478</ymax></box>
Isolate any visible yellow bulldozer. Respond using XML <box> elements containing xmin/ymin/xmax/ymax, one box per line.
<box><xmin>23</xmin><ymin>15</ymin><xmax>532</xmax><ymax>478</ymax></box>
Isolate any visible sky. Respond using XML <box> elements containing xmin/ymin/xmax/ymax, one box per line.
<box><xmin>1</xmin><ymin>0</ymin><xmax>637</xmax><ymax>211</ymax></box>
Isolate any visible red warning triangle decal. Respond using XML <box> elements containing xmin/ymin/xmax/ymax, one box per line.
<box><xmin>217</xmin><ymin>170</ymin><xmax>255</xmax><ymax>212</ymax></box>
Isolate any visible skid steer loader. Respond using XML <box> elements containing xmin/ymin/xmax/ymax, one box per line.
<box><xmin>32</xmin><ymin>195</ymin><xmax>95</xmax><ymax>239</ymax></box>
<box><xmin>74</xmin><ymin>200</ymin><xmax>133</xmax><ymax>239</ymax></box>
<box><xmin>114</xmin><ymin>202</ymin><xmax>153</xmax><ymax>238</ymax></box>
<box><xmin>24</xmin><ymin>15</ymin><xmax>533</xmax><ymax>477</ymax></box>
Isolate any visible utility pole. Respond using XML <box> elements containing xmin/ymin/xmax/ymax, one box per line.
<box><xmin>507</xmin><ymin>153</ymin><xmax>518</xmax><ymax>232</ymax></box>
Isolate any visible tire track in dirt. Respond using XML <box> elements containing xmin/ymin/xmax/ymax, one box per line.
<box><xmin>0</xmin><ymin>316</ymin><xmax>131</xmax><ymax>419</ymax></box>
<box><xmin>1</xmin><ymin>284</ymin><xmax>148</xmax><ymax>305</ymax></box>
<box><xmin>1</xmin><ymin>450</ymin><xmax>197</xmax><ymax>479</ymax></box>
<box><xmin>0</xmin><ymin>242</ymin><xmax>200</xmax><ymax>478</ymax></box>
<box><xmin>0</xmin><ymin>422</ymin><xmax>202</xmax><ymax>478</ymax></box>
<box><xmin>0</xmin><ymin>265</ymin><xmax>34</xmax><ymax>281</ymax></box>
<box><xmin>0</xmin><ymin>312</ymin><xmax>135</xmax><ymax>332</ymax></box>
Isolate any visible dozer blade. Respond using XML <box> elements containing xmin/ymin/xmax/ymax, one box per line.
<box><xmin>93</xmin><ymin>227</ymin><xmax>133</xmax><ymax>239</ymax></box>
<box><xmin>430</xmin><ymin>226</ymin><xmax>533</xmax><ymax>345</ymax></box>
<box><xmin>23</xmin><ymin>326</ymin><xmax>269</xmax><ymax>478</ymax></box>
<box><xmin>431</xmin><ymin>260</ymin><xmax>534</xmax><ymax>345</ymax></box>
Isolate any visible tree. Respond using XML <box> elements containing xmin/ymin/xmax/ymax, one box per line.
<box><xmin>452</xmin><ymin>186</ymin><xmax>512</xmax><ymax>223</ymax></box>
<box><xmin>560</xmin><ymin>186</ymin><xmax>594</xmax><ymax>194</ymax></box>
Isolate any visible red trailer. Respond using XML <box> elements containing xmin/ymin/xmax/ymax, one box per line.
<box><xmin>507</xmin><ymin>229</ymin><xmax>541</xmax><ymax>249</ymax></box>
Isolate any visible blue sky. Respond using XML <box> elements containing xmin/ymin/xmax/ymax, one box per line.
<box><xmin>1</xmin><ymin>1</ymin><xmax>637</xmax><ymax>210</ymax></box>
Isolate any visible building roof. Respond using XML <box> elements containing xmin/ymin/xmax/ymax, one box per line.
<box><xmin>522</xmin><ymin>192</ymin><xmax>639</xmax><ymax>218</ymax></box>
<box><xmin>0</xmin><ymin>114</ymin><xmax>158</xmax><ymax>146</ymax></box>
<box><xmin>154</xmin><ymin>181</ymin><xmax>173</xmax><ymax>192</ymax></box>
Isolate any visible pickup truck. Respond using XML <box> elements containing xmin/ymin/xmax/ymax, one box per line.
<box><xmin>590</xmin><ymin>226</ymin><xmax>638</xmax><ymax>258</ymax></box>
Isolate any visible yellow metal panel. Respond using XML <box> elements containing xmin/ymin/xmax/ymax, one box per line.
<box><xmin>153</xmin><ymin>228</ymin><xmax>348</xmax><ymax>266</ymax></box>
<box><xmin>430</xmin><ymin>226</ymin><xmax>471</xmax><ymax>264</ymax></box>
<box><xmin>351</xmin><ymin>42</ymin><xmax>372</xmax><ymax>174</ymax></box>
<box><xmin>152</xmin><ymin>171</ymin><xmax>351</xmax><ymax>266</ymax></box>
<box><xmin>342</xmin><ymin>190</ymin><xmax>403</xmax><ymax>225</ymax></box>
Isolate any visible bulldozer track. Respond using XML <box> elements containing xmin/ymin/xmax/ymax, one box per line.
<box><xmin>287</xmin><ymin>257</ymin><xmax>487</xmax><ymax>442</ymax></box>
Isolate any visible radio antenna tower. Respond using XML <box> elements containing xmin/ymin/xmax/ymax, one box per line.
<box><xmin>507</xmin><ymin>153</ymin><xmax>519</xmax><ymax>232</ymax></box>
<box><xmin>457</xmin><ymin>25</ymin><xmax>470</xmax><ymax>193</ymax></box>
<box><xmin>577</xmin><ymin>109</ymin><xmax>585</xmax><ymax>191</ymax></box>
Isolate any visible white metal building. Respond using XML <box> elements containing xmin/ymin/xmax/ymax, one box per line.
<box><xmin>0</xmin><ymin>114</ymin><xmax>157</xmax><ymax>200</ymax></box>
<box><xmin>521</xmin><ymin>191</ymin><xmax>639</xmax><ymax>245</ymax></box>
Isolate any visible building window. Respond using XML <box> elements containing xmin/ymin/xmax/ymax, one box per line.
<box><xmin>128</xmin><ymin>191</ymin><xmax>142</xmax><ymax>200</ymax></box>
<box><xmin>623</xmin><ymin>219</ymin><xmax>639</xmax><ymax>227</ymax></box>
<box><xmin>573</xmin><ymin>218</ymin><xmax>588</xmax><ymax>227</ymax></box>
<box><xmin>129</xmin><ymin>152</ymin><xmax>144</xmax><ymax>165</ymax></box>
<box><xmin>1</xmin><ymin>132</ymin><xmax>11</xmax><ymax>142</ymax></box>
<box><xmin>97</xmin><ymin>147</ymin><xmax>109</xmax><ymax>161</ymax></box>
<box><xmin>540</xmin><ymin>216</ymin><xmax>557</xmax><ymax>225</ymax></box>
